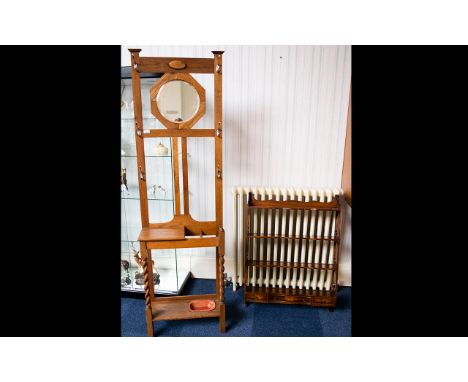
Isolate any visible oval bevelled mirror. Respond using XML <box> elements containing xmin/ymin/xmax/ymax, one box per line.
<box><xmin>156</xmin><ymin>80</ymin><xmax>200</xmax><ymax>123</ymax></box>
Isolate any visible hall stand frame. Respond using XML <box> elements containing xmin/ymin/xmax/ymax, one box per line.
<box><xmin>129</xmin><ymin>49</ymin><xmax>226</xmax><ymax>336</ymax></box>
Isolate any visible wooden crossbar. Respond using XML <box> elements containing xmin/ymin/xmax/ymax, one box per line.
<box><xmin>143</xmin><ymin>129</ymin><xmax>216</xmax><ymax>138</ymax></box>
<box><xmin>136</xmin><ymin>57</ymin><xmax>214</xmax><ymax>74</ymax></box>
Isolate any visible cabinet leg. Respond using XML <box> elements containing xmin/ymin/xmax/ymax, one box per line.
<box><xmin>146</xmin><ymin>308</ymin><xmax>154</xmax><ymax>337</ymax></box>
<box><xmin>219</xmin><ymin>303</ymin><xmax>226</xmax><ymax>333</ymax></box>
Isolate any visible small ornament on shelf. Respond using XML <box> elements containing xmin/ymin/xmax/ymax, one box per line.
<box><xmin>134</xmin><ymin>270</ymin><xmax>160</xmax><ymax>287</ymax></box>
<box><xmin>121</xmin><ymin>168</ymin><xmax>129</xmax><ymax>195</ymax></box>
<box><xmin>148</xmin><ymin>184</ymin><xmax>167</xmax><ymax>199</ymax></box>
<box><xmin>154</xmin><ymin>142</ymin><xmax>169</xmax><ymax>156</ymax></box>
<box><xmin>131</xmin><ymin>242</ymin><xmax>160</xmax><ymax>288</ymax></box>
<box><xmin>120</xmin><ymin>260</ymin><xmax>132</xmax><ymax>287</ymax></box>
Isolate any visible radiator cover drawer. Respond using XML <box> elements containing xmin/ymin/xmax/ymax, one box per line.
<box><xmin>245</xmin><ymin>286</ymin><xmax>337</xmax><ymax>308</ymax></box>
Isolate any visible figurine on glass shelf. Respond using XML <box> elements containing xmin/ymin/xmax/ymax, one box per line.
<box><xmin>131</xmin><ymin>243</ymin><xmax>160</xmax><ymax>288</ymax></box>
<box><xmin>121</xmin><ymin>167</ymin><xmax>129</xmax><ymax>194</ymax></box>
<box><xmin>148</xmin><ymin>184</ymin><xmax>166</xmax><ymax>199</ymax></box>
<box><xmin>120</xmin><ymin>260</ymin><xmax>132</xmax><ymax>287</ymax></box>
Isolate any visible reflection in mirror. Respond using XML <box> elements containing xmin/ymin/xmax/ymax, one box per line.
<box><xmin>156</xmin><ymin>80</ymin><xmax>200</xmax><ymax>123</ymax></box>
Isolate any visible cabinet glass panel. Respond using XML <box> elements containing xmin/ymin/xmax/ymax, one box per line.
<box><xmin>121</xmin><ymin>71</ymin><xmax>190</xmax><ymax>295</ymax></box>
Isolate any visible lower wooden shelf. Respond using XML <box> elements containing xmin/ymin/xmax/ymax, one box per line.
<box><xmin>247</xmin><ymin>260</ymin><xmax>336</xmax><ymax>270</ymax></box>
<box><xmin>151</xmin><ymin>294</ymin><xmax>221</xmax><ymax>321</ymax></box>
<box><xmin>245</xmin><ymin>285</ymin><xmax>336</xmax><ymax>307</ymax></box>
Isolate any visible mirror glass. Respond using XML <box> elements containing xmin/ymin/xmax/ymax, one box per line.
<box><xmin>156</xmin><ymin>80</ymin><xmax>200</xmax><ymax>123</ymax></box>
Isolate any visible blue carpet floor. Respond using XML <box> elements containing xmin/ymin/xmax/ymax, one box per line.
<box><xmin>121</xmin><ymin>278</ymin><xmax>351</xmax><ymax>336</ymax></box>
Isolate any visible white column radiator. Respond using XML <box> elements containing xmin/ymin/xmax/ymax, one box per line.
<box><xmin>230</xmin><ymin>187</ymin><xmax>342</xmax><ymax>291</ymax></box>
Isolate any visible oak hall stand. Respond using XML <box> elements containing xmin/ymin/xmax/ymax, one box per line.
<box><xmin>129</xmin><ymin>49</ymin><xmax>226</xmax><ymax>336</ymax></box>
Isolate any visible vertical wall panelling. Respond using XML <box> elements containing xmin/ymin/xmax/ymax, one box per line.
<box><xmin>122</xmin><ymin>46</ymin><xmax>352</xmax><ymax>285</ymax></box>
<box><xmin>342</xmin><ymin>84</ymin><xmax>352</xmax><ymax>207</ymax></box>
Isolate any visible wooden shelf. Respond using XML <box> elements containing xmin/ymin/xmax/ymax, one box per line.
<box><xmin>246</xmin><ymin>285</ymin><xmax>336</xmax><ymax>296</ymax></box>
<box><xmin>248</xmin><ymin>196</ymin><xmax>340</xmax><ymax>211</ymax></box>
<box><xmin>247</xmin><ymin>260</ymin><xmax>336</xmax><ymax>270</ymax></box>
<box><xmin>138</xmin><ymin>227</ymin><xmax>185</xmax><ymax>241</ymax></box>
<box><xmin>151</xmin><ymin>295</ymin><xmax>221</xmax><ymax>321</ymax></box>
<box><xmin>248</xmin><ymin>234</ymin><xmax>338</xmax><ymax>241</ymax></box>
<box><xmin>139</xmin><ymin>219</ymin><xmax>221</xmax><ymax>249</ymax></box>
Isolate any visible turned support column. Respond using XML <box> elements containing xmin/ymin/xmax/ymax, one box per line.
<box><xmin>141</xmin><ymin>242</ymin><xmax>154</xmax><ymax>337</ymax></box>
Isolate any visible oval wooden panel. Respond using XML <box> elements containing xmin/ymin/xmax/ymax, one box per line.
<box><xmin>168</xmin><ymin>60</ymin><xmax>187</xmax><ymax>70</ymax></box>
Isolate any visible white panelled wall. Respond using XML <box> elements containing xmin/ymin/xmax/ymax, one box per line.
<box><xmin>122</xmin><ymin>45</ymin><xmax>352</xmax><ymax>286</ymax></box>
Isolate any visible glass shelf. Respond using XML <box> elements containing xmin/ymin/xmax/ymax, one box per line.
<box><xmin>121</xmin><ymin>117</ymin><xmax>157</xmax><ymax>121</ymax></box>
<box><xmin>121</xmin><ymin>72</ymin><xmax>186</xmax><ymax>295</ymax></box>
<box><xmin>121</xmin><ymin>195</ymin><xmax>173</xmax><ymax>201</ymax></box>
<box><xmin>121</xmin><ymin>184</ymin><xmax>173</xmax><ymax>201</ymax></box>
<box><xmin>122</xmin><ymin>155</ymin><xmax>172</xmax><ymax>158</ymax></box>
<box><xmin>123</xmin><ymin>268</ymin><xmax>191</xmax><ymax>295</ymax></box>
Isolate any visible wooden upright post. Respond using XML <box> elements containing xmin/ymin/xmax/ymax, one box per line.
<box><xmin>181</xmin><ymin>137</ymin><xmax>189</xmax><ymax>214</ymax></box>
<box><xmin>213</xmin><ymin>51</ymin><xmax>225</xmax><ymax>332</ymax></box>
<box><xmin>172</xmin><ymin>137</ymin><xmax>181</xmax><ymax>215</ymax></box>
<box><xmin>141</xmin><ymin>242</ymin><xmax>154</xmax><ymax>336</ymax></box>
<box><xmin>129</xmin><ymin>49</ymin><xmax>149</xmax><ymax>227</ymax></box>
<box><xmin>212</xmin><ymin>51</ymin><xmax>224</xmax><ymax>228</ymax></box>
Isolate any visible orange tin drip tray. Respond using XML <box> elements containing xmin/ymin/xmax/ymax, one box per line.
<box><xmin>189</xmin><ymin>300</ymin><xmax>216</xmax><ymax>312</ymax></box>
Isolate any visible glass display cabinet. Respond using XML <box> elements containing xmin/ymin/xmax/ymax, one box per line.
<box><xmin>121</xmin><ymin>67</ymin><xmax>190</xmax><ymax>295</ymax></box>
